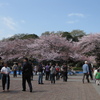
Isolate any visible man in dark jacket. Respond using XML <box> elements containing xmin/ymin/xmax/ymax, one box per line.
<box><xmin>62</xmin><ymin>64</ymin><xmax>68</xmax><ymax>82</ymax></box>
<box><xmin>22</xmin><ymin>58</ymin><xmax>33</xmax><ymax>92</ymax></box>
<box><xmin>38</xmin><ymin>63</ymin><xmax>44</xmax><ymax>84</ymax></box>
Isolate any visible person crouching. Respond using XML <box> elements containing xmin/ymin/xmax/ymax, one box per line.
<box><xmin>1</xmin><ymin>62</ymin><xmax>11</xmax><ymax>92</ymax></box>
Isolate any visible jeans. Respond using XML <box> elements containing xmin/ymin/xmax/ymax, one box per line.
<box><xmin>13</xmin><ymin>71</ymin><xmax>17</xmax><ymax>77</ymax></box>
<box><xmin>51</xmin><ymin>74</ymin><xmax>55</xmax><ymax>83</ymax></box>
<box><xmin>38</xmin><ymin>72</ymin><xmax>43</xmax><ymax>84</ymax></box>
<box><xmin>82</xmin><ymin>73</ymin><xmax>90</xmax><ymax>83</ymax></box>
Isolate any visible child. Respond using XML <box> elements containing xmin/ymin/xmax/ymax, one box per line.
<box><xmin>1</xmin><ymin>62</ymin><xmax>11</xmax><ymax>92</ymax></box>
<box><xmin>95</xmin><ymin>69</ymin><xmax>100</xmax><ymax>85</ymax></box>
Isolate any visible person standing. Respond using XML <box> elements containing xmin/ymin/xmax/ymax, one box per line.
<box><xmin>22</xmin><ymin>58</ymin><xmax>33</xmax><ymax>92</ymax></box>
<box><xmin>12</xmin><ymin>62</ymin><xmax>18</xmax><ymax>77</ymax></box>
<box><xmin>62</xmin><ymin>64</ymin><xmax>68</xmax><ymax>82</ymax></box>
<box><xmin>38</xmin><ymin>63</ymin><xmax>44</xmax><ymax>84</ymax></box>
<box><xmin>34</xmin><ymin>66</ymin><xmax>38</xmax><ymax>75</ymax></box>
<box><xmin>1</xmin><ymin>62</ymin><xmax>10</xmax><ymax>92</ymax></box>
<box><xmin>82</xmin><ymin>61</ymin><xmax>90</xmax><ymax>83</ymax></box>
<box><xmin>45</xmin><ymin>64</ymin><xmax>50</xmax><ymax>80</ymax></box>
<box><xmin>50</xmin><ymin>65</ymin><xmax>56</xmax><ymax>84</ymax></box>
<box><xmin>55</xmin><ymin>63</ymin><xmax>60</xmax><ymax>80</ymax></box>
<box><xmin>18</xmin><ymin>63</ymin><xmax>22</xmax><ymax>75</ymax></box>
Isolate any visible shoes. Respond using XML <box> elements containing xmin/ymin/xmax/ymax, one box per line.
<box><xmin>30</xmin><ymin>90</ymin><xmax>32</xmax><ymax>92</ymax></box>
<box><xmin>22</xmin><ymin>90</ymin><xmax>26</xmax><ymax>91</ymax></box>
<box><xmin>38</xmin><ymin>83</ymin><xmax>44</xmax><ymax>84</ymax></box>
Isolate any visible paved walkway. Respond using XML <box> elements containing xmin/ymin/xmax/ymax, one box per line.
<box><xmin>0</xmin><ymin>75</ymin><xmax>100</xmax><ymax>100</ymax></box>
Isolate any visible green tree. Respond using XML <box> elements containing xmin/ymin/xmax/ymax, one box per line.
<box><xmin>61</xmin><ymin>32</ymin><xmax>73</xmax><ymax>41</ymax></box>
<box><xmin>6</xmin><ymin>33</ymin><xmax>39</xmax><ymax>41</ymax></box>
<box><xmin>70</xmin><ymin>30</ymin><xmax>86</xmax><ymax>42</ymax></box>
<box><xmin>42</xmin><ymin>31</ymin><xmax>52</xmax><ymax>36</ymax></box>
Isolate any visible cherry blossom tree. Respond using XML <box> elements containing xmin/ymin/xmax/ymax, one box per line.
<box><xmin>0</xmin><ymin>33</ymin><xmax>99</xmax><ymax>65</ymax></box>
<box><xmin>27</xmin><ymin>34</ymin><xmax>73</xmax><ymax>61</ymax></box>
<box><xmin>77</xmin><ymin>33</ymin><xmax>100</xmax><ymax>65</ymax></box>
<box><xmin>0</xmin><ymin>34</ymin><xmax>73</xmax><ymax>61</ymax></box>
<box><xmin>0</xmin><ymin>39</ymin><xmax>34</xmax><ymax>61</ymax></box>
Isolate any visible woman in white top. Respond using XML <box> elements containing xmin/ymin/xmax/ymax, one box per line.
<box><xmin>1</xmin><ymin>62</ymin><xmax>10</xmax><ymax>92</ymax></box>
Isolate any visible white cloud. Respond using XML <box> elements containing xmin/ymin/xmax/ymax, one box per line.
<box><xmin>68</xmin><ymin>13</ymin><xmax>85</xmax><ymax>17</ymax></box>
<box><xmin>2</xmin><ymin>17</ymin><xmax>17</xmax><ymax>30</ymax></box>
<box><xmin>67</xmin><ymin>20</ymin><xmax>79</xmax><ymax>24</ymax></box>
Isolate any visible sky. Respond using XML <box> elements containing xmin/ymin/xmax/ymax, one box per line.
<box><xmin>0</xmin><ymin>0</ymin><xmax>100</xmax><ymax>39</ymax></box>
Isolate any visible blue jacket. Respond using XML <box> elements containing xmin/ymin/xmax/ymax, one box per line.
<box><xmin>82</xmin><ymin>64</ymin><xmax>89</xmax><ymax>73</ymax></box>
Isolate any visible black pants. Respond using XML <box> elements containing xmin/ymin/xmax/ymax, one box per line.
<box><xmin>2</xmin><ymin>74</ymin><xmax>10</xmax><ymax>90</ymax></box>
<box><xmin>51</xmin><ymin>74</ymin><xmax>55</xmax><ymax>83</ymax></box>
<box><xmin>89</xmin><ymin>72</ymin><xmax>93</xmax><ymax>80</ymax></box>
<box><xmin>63</xmin><ymin>72</ymin><xmax>68</xmax><ymax>82</ymax></box>
<box><xmin>22</xmin><ymin>75</ymin><xmax>32</xmax><ymax>91</ymax></box>
<box><xmin>45</xmin><ymin>72</ymin><xmax>50</xmax><ymax>80</ymax></box>
<box><xmin>82</xmin><ymin>73</ymin><xmax>90</xmax><ymax>83</ymax></box>
<box><xmin>56</xmin><ymin>72</ymin><xmax>60</xmax><ymax>80</ymax></box>
<box><xmin>13</xmin><ymin>71</ymin><xmax>17</xmax><ymax>77</ymax></box>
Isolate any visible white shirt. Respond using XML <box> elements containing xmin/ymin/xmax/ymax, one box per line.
<box><xmin>1</xmin><ymin>67</ymin><xmax>10</xmax><ymax>74</ymax></box>
<box><xmin>93</xmin><ymin>69</ymin><xmax>97</xmax><ymax>77</ymax></box>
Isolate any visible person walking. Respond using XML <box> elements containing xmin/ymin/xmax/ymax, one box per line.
<box><xmin>88</xmin><ymin>63</ymin><xmax>93</xmax><ymax>80</ymax></box>
<box><xmin>12</xmin><ymin>62</ymin><xmax>18</xmax><ymax>77</ymax></box>
<box><xmin>82</xmin><ymin>61</ymin><xmax>90</xmax><ymax>83</ymax></box>
<box><xmin>22</xmin><ymin>58</ymin><xmax>33</xmax><ymax>92</ymax></box>
<box><xmin>38</xmin><ymin>63</ymin><xmax>44</xmax><ymax>84</ymax></box>
<box><xmin>1</xmin><ymin>62</ymin><xmax>10</xmax><ymax>92</ymax></box>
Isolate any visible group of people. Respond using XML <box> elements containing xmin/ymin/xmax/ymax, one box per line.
<box><xmin>38</xmin><ymin>63</ymin><xmax>68</xmax><ymax>84</ymax></box>
<box><xmin>0</xmin><ymin>58</ymin><xmax>70</xmax><ymax>92</ymax></box>
<box><xmin>0</xmin><ymin>58</ymin><xmax>33</xmax><ymax>92</ymax></box>
<box><xmin>12</xmin><ymin>62</ymin><xmax>22</xmax><ymax>77</ymax></box>
<box><xmin>82</xmin><ymin>61</ymin><xmax>100</xmax><ymax>85</ymax></box>
<box><xmin>0</xmin><ymin>57</ymin><xmax>100</xmax><ymax>93</ymax></box>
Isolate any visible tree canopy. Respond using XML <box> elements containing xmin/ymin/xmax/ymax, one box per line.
<box><xmin>0</xmin><ymin>30</ymin><xmax>99</xmax><ymax>66</ymax></box>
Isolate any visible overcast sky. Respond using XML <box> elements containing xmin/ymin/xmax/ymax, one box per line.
<box><xmin>0</xmin><ymin>0</ymin><xmax>100</xmax><ymax>39</ymax></box>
